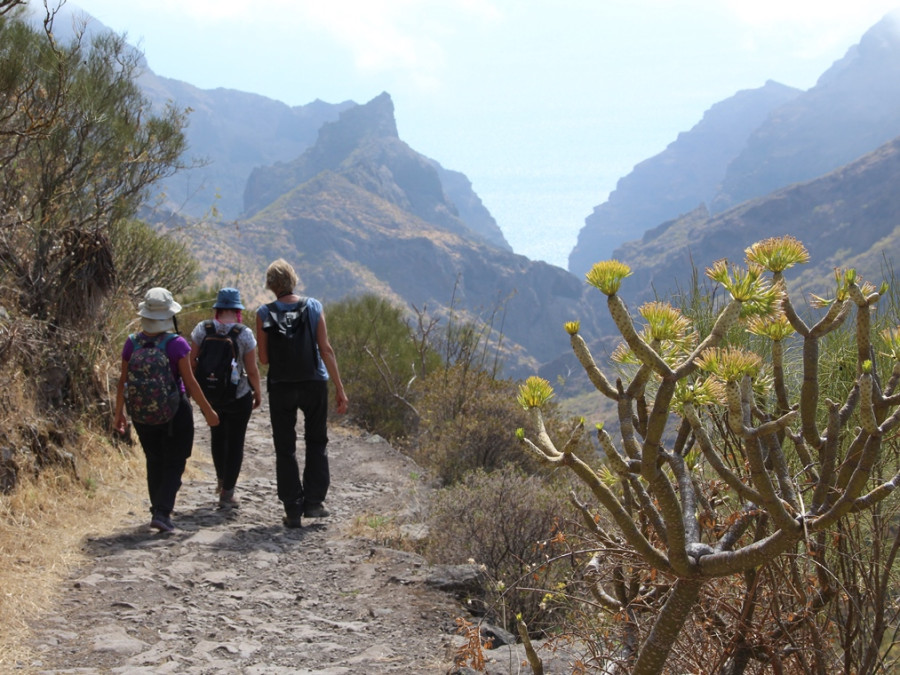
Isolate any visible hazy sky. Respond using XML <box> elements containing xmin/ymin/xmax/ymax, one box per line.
<box><xmin>61</xmin><ymin>0</ymin><xmax>900</xmax><ymax>268</ymax></box>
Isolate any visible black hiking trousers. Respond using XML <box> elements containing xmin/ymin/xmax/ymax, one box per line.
<box><xmin>267</xmin><ymin>379</ymin><xmax>330</xmax><ymax>516</ymax></box>
<box><xmin>133</xmin><ymin>396</ymin><xmax>194</xmax><ymax>518</ymax></box>
<box><xmin>210</xmin><ymin>391</ymin><xmax>254</xmax><ymax>492</ymax></box>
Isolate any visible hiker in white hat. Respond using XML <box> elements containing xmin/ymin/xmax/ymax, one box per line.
<box><xmin>113</xmin><ymin>287</ymin><xmax>220</xmax><ymax>533</ymax></box>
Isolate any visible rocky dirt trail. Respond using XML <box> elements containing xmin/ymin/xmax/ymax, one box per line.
<box><xmin>24</xmin><ymin>396</ymin><xmax>580</xmax><ymax>674</ymax></box>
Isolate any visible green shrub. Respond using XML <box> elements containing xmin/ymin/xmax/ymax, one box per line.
<box><xmin>326</xmin><ymin>294</ymin><xmax>435</xmax><ymax>440</ymax></box>
<box><xmin>110</xmin><ymin>219</ymin><xmax>199</xmax><ymax>306</ymax></box>
<box><xmin>423</xmin><ymin>463</ymin><xmax>573</xmax><ymax>634</ymax></box>
<box><xmin>413</xmin><ymin>364</ymin><xmax>539</xmax><ymax>484</ymax></box>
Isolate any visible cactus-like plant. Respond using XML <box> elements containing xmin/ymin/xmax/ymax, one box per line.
<box><xmin>517</xmin><ymin>237</ymin><xmax>900</xmax><ymax>675</ymax></box>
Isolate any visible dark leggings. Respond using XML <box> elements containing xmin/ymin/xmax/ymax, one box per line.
<box><xmin>210</xmin><ymin>392</ymin><xmax>253</xmax><ymax>491</ymax></box>
<box><xmin>267</xmin><ymin>380</ymin><xmax>329</xmax><ymax>514</ymax></box>
<box><xmin>133</xmin><ymin>397</ymin><xmax>194</xmax><ymax>517</ymax></box>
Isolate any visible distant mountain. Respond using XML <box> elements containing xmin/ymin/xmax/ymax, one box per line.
<box><xmin>570</xmin><ymin>12</ymin><xmax>900</xmax><ymax>278</ymax></box>
<box><xmin>139</xmin><ymin>78</ymin><xmax>511</xmax><ymax>252</ymax></box>
<box><xmin>568</xmin><ymin>81</ymin><xmax>801</xmax><ymax>276</ymax></box>
<box><xmin>712</xmin><ymin>12</ymin><xmax>900</xmax><ymax>211</ymax></box>
<box><xmin>242</xmin><ymin>93</ymin><xmax>509</xmax><ymax>251</ymax></box>
<box><xmin>139</xmin><ymin>73</ymin><xmax>353</xmax><ymax>220</ymax></box>
<box><xmin>613</xmin><ymin>136</ymin><xmax>900</xmax><ymax>306</ymax></box>
<box><xmin>181</xmin><ymin>93</ymin><xmax>601</xmax><ymax>375</ymax></box>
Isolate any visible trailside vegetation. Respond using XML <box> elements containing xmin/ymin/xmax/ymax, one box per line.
<box><xmin>0</xmin><ymin>1</ymin><xmax>194</xmax><ymax>484</ymax></box>
<box><xmin>517</xmin><ymin>236</ymin><xmax>900</xmax><ymax>674</ymax></box>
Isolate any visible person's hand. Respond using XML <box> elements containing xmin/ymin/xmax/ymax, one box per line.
<box><xmin>253</xmin><ymin>390</ymin><xmax>262</xmax><ymax>410</ymax></box>
<box><xmin>206</xmin><ymin>409</ymin><xmax>220</xmax><ymax>427</ymax></box>
<box><xmin>335</xmin><ymin>391</ymin><xmax>349</xmax><ymax>415</ymax></box>
<box><xmin>114</xmin><ymin>411</ymin><xmax>128</xmax><ymax>435</ymax></box>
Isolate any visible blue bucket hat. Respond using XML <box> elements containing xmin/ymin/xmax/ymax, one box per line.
<box><xmin>213</xmin><ymin>287</ymin><xmax>244</xmax><ymax>310</ymax></box>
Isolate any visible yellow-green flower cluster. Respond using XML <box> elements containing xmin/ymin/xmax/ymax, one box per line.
<box><xmin>744</xmin><ymin>235</ymin><xmax>809</xmax><ymax>273</ymax></box>
<box><xmin>706</xmin><ymin>260</ymin><xmax>781</xmax><ymax>318</ymax></box>
<box><xmin>639</xmin><ymin>301</ymin><xmax>692</xmax><ymax>344</ymax></box>
<box><xmin>879</xmin><ymin>326</ymin><xmax>900</xmax><ymax>361</ymax></box>
<box><xmin>745</xmin><ymin>312</ymin><xmax>794</xmax><ymax>341</ymax></box>
<box><xmin>585</xmin><ymin>260</ymin><xmax>632</xmax><ymax>296</ymax></box>
<box><xmin>696</xmin><ymin>347</ymin><xmax>762</xmax><ymax>382</ymax></box>
<box><xmin>673</xmin><ymin>378</ymin><xmax>726</xmax><ymax>408</ymax></box>
<box><xmin>516</xmin><ymin>376</ymin><xmax>554</xmax><ymax>410</ymax></box>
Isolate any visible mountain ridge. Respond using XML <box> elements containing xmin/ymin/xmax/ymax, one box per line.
<box><xmin>570</xmin><ymin>12</ymin><xmax>900</xmax><ymax>279</ymax></box>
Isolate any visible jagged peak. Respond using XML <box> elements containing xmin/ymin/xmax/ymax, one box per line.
<box><xmin>315</xmin><ymin>92</ymin><xmax>398</xmax><ymax>150</ymax></box>
<box><xmin>816</xmin><ymin>11</ymin><xmax>900</xmax><ymax>86</ymax></box>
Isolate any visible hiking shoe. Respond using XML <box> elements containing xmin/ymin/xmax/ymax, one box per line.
<box><xmin>303</xmin><ymin>504</ymin><xmax>330</xmax><ymax>518</ymax></box>
<box><xmin>150</xmin><ymin>513</ymin><xmax>175</xmax><ymax>533</ymax></box>
<box><xmin>218</xmin><ymin>489</ymin><xmax>239</xmax><ymax>509</ymax></box>
<box><xmin>282</xmin><ymin>514</ymin><xmax>303</xmax><ymax>529</ymax></box>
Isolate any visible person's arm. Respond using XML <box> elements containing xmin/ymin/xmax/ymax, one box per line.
<box><xmin>114</xmin><ymin>360</ymin><xmax>129</xmax><ymax>434</ymax></box>
<box><xmin>244</xmin><ymin>346</ymin><xmax>263</xmax><ymax>409</ymax></box>
<box><xmin>178</xmin><ymin>355</ymin><xmax>220</xmax><ymax>427</ymax></box>
<box><xmin>189</xmin><ymin>340</ymin><xmax>201</xmax><ymax>373</ymax></box>
<box><xmin>316</xmin><ymin>313</ymin><xmax>348</xmax><ymax>414</ymax></box>
<box><xmin>256</xmin><ymin>311</ymin><xmax>269</xmax><ymax>365</ymax></box>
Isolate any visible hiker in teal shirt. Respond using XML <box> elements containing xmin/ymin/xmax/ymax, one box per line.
<box><xmin>255</xmin><ymin>259</ymin><xmax>348</xmax><ymax>529</ymax></box>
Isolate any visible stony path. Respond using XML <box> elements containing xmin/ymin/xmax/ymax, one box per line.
<box><xmin>25</xmin><ymin>399</ymin><xmax>467</xmax><ymax>674</ymax></box>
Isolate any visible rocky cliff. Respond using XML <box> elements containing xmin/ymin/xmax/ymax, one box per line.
<box><xmin>568</xmin><ymin>81</ymin><xmax>800</xmax><ymax>276</ymax></box>
<box><xmin>613</xmin><ymin>136</ymin><xmax>900</xmax><ymax>306</ymax></box>
<box><xmin>188</xmin><ymin>93</ymin><xmax>602</xmax><ymax>376</ymax></box>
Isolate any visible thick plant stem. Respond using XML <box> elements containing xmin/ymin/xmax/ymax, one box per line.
<box><xmin>631</xmin><ymin>578</ymin><xmax>704</xmax><ymax>675</ymax></box>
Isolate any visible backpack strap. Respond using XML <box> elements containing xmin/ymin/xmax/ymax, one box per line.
<box><xmin>226</xmin><ymin>324</ymin><xmax>244</xmax><ymax>374</ymax></box>
<box><xmin>203</xmin><ymin>320</ymin><xmax>217</xmax><ymax>338</ymax></box>
<box><xmin>130</xmin><ymin>332</ymin><xmax>174</xmax><ymax>349</ymax></box>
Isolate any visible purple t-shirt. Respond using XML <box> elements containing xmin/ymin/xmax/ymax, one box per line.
<box><xmin>122</xmin><ymin>333</ymin><xmax>191</xmax><ymax>392</ymax></box>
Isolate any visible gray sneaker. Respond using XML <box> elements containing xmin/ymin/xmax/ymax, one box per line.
<box><xmin>303</xmin><ymin>504</ymin><xmax>330</xmax><ymax>518</ymax></box>
<box><xmin>282</xmin><ymin>513</ymin><xmax>302</xmax><ymax>529</ymax></box>
<box><xmin>150</xmin><ymin>512</ymin><xmax>175</xmax><ymax>533</ymax></box>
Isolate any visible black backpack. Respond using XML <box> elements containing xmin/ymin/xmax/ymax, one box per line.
<box><xmin>196</xmin><ymin>321</ymin><xmax>244</xmax><ymax>406</ymax></box>
<box><xmin>263</xmin><ymin>299</ymin><xmax>320</xmax><ymax>383</ymax></box>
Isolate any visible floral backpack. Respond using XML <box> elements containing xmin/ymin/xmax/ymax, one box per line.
<box><xmin>124</xmin><ymin>333</ymin><xmax>181</xmax><ymax>425</ymax></box>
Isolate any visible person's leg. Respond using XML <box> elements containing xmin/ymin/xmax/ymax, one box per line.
<box><xmin>222</xmin><ymin>393</ymin><xmax>252</xmax><ymax>491</ymax></box>
<box><xmin>133</xmin><ymin>421</ymin><xmax>165</xmax><ymax>518</ymax></box>
<box><xmin>155</xmin><ymin>398</ymin><xmax>194</xmax><ymax>520</ymax></box>
<box><xmin>298</xmin><ymin>380</ymin><xmax>330</xmax><ymax>514</ymax></box>
<box><xmin>268</xmin><ymin>382</ymin><xmax>303</xmax><ymax>518</ymax></box>
<box><xmin>208</xmin><ymin>407</ymin><xmax>228</xmax><ymax>491</ymax></box>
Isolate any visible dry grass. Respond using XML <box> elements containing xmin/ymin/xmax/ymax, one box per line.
<box><xmin>0</xmin><ymin>430</ymin><xmax>146</xmax><ymax>670</ymax></box>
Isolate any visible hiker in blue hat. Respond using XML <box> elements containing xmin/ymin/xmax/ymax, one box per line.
<box><xmin>189</xmin><ymin>287</ymin><xmax>262</xmax><ymax>509</ymax></box>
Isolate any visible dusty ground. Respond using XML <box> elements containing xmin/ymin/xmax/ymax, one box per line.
<box><xmin>21</xmin><ymin>395</ymin><xmax>585</xmax><ymax>674</ymax></box>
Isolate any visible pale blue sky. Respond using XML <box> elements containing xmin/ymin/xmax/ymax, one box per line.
<box><xmin>60</xmin><ymin>0</ymin><xmax>900</xmax><ymax>268</ymax></box>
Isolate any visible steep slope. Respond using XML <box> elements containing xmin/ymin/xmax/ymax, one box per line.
<box><xmin>712</xmin><ymin>12</ymin><xmax>900</xmax><ymax>210</ymax></box>
<box><xmin>568</xmin><ymin>81</ymin><xmax>801</xmax><ymax>276</ymax></box>
<box><xmin>613</xmin><ymin>136</ymin><xmax>900</xmax><ymax>306</ymax></box>
<box><xmin>194</xmin><ymin>94</ymin><xmax>600</xmax><ymax>374</ymax></box>
<box><xmin>137</xmin><ymin>72</ymin><xmax>353</xmax><ymax>220</ymax></box>
<box><xmin>243</xmin><ymin>92</ymin><xmax>510</xmax><ymax>250</ymax></box>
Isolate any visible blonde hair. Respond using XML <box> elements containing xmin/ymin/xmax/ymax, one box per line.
<box><xmin>266</xmin><ymin>258</ymin><xmax>298</xmax><ymax>297</ymax></box>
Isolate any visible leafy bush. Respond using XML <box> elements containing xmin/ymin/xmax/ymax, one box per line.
<box><xmin>326</xmin><ymin>294</ymin><xmax>435</xmax><ymax>439</ymax></box>
<box><xmin>423</xmin><ymin>463</ymin><xmax>573</xmax><ymax>633</ymax></box>
<box><xmin>110</xmin><ymin>219</ymin><xmax>199</xmax><ymax>307</ymax></box>
<box><xmin>413</xmin><ymin>364</ymin><xmax>539</xmax><ymax>485</ymax></box>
